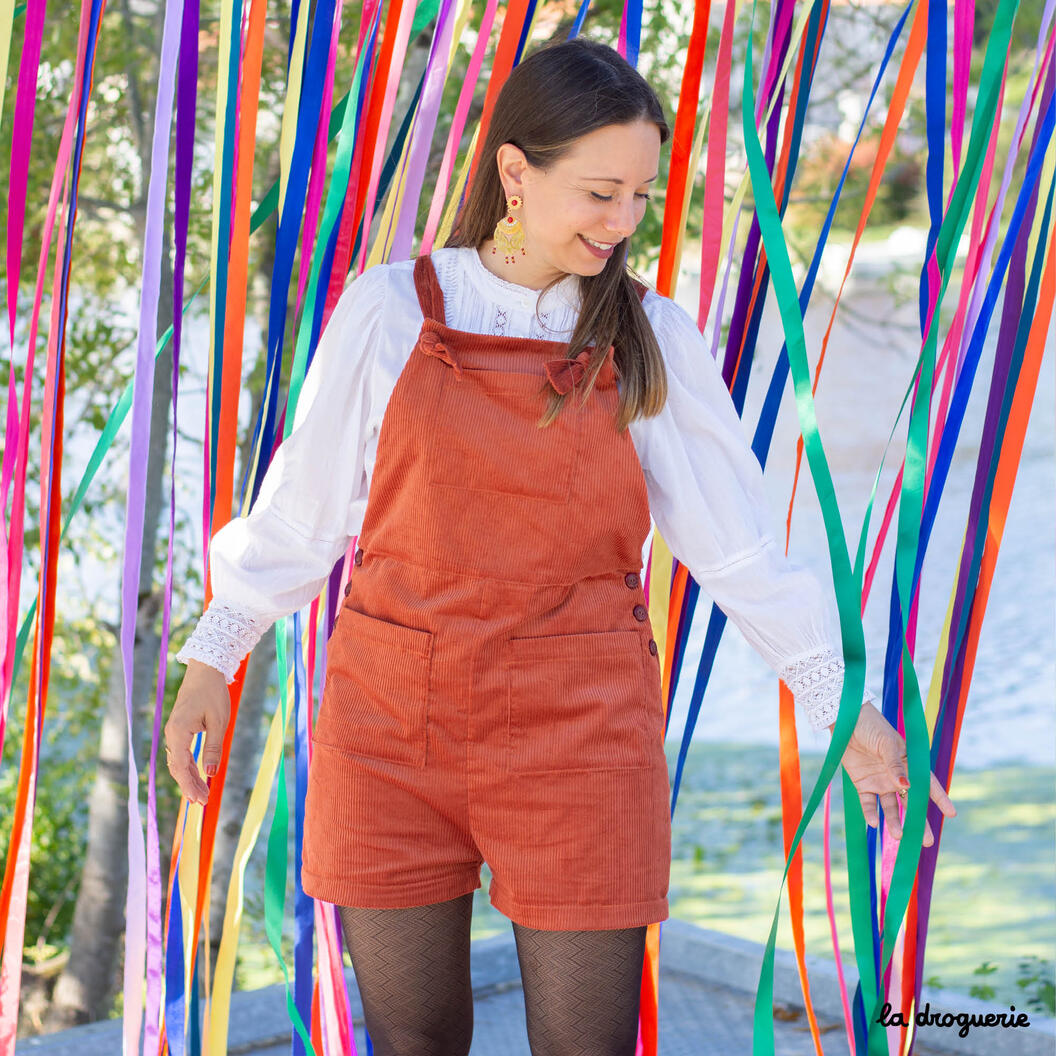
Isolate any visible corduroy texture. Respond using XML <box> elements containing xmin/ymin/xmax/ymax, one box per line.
<box><xmin>302</xmin><ymin>254</ymin><xmax>671</xmax><ymax>930</ymax></box>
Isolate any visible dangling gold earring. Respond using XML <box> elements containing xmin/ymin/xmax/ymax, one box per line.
<box><xmin>492</xmin><ymin>194</ymin><xmax>526</xmax><ymax>264</ymax></box>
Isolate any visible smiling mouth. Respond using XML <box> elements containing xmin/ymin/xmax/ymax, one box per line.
<box><xmin>581</xmin><ymin>236</ymin><xmax>618</xmax><ymax>249</ymax></box>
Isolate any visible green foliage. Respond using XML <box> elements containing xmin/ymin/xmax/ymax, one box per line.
<box><xmin>968</xmin><ymin>959</ymin><xmax>1000</xmax><ymax>1001</ymax></box>
<box><xmin>972</xmin><ymin>0</ymin><xmax>1045</xmax><ymax>57</ymax></box>
<box><xmin>0</xmin><ymin>615</ymin><xmax>110</xmax><ymax>953</ymax></box>
<box><xmin>786</xmin><ymin>133</ymin><xmax>925</xmax><ymax>235</ymax></box>
<box><xmin>1015</xmin><ymin>956</ymin><xmax>1056</xmax><ymax>1016</ymax></box>
<box><xmin>927</xmin><ymin>957</ymin><xmax>1056</xmax><ymax>1016</ymax></box>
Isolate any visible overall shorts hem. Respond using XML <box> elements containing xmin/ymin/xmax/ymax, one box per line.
<box><xmin>487</xmin><ymin>877</ymin><xmax>669</xmax><ymax>931</ymax></box>
<box><xmin>301</xmin><ymin>865</ymin><xmax>482</xmax><ymax>910</ymax></box>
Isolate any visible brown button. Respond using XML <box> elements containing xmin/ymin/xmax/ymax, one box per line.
<box><xmin>632</xmin><ymin>604</ymin><xmax>648</xmax><ymax>622</ymax></box>
<box><xmin>353</xmin><ymin>548</ymin><xmax>364</xmax><ymax>566</ymax></box>
<box><xmin>624</xmin><ymin>572</ymin><xmax>640</xmax><ymax>589</ymax></box>
<box><xmin>648</xmin><ymin>639</ymin><xmax>658</xmax><ymax>656</ymax></box>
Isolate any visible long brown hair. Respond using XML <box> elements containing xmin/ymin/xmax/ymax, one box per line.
<box><xmin>444</xmin><ymin>37</ymin><xmax>671</xmax><ymax>431</ymax></box>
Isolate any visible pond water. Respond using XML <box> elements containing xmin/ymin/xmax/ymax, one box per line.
<box><xmin>660</xmin><ymin>261</ymin><xmax>1055</xmax><ymax>771</ymax></box>
<box><xmin>642</xmin><ymin>251</ymin><xmax>1056</xmax><ymax>1010</ymax></box>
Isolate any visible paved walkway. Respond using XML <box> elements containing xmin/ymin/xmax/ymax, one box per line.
<box><xmin>20</xmin><ymin>920</ymin><xmax>1055</xmax><ymax>1055</ymax></box>
<box><xmin>247</xmin><ymin>969</ymin><xmax>877</xmax><ymax>1056</ymax></box>
<box><xmin>246</xmin><ymin>974</ymin><xmax>844</xmax><ymax>1055</ymax></box>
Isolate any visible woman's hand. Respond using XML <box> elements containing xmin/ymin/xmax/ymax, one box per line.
<box><xmin>831</xmin><ymin>697</ymin><xmax>956</xmax><ymax>847</ymax></box>
<box><xmin>164</xmin><ymin>659</ymin><xmax>231</xmax><ymax>805</ymax></box>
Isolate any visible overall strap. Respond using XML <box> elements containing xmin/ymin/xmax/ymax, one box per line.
<box><xmin>412</xmin><ymin>254</ymin><xmax>447</xmax><ymax>325</ymax></box>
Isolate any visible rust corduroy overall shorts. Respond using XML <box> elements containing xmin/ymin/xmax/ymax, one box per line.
<box><xmin>301</xmin><ymin>253</ymin><xmax>672</xmax><ymax>930</ymax></box>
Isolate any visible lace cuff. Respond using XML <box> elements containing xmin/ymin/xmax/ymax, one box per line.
<box><xmin>175</xmin><ymin>602</ymin><xmax>271</xmax><ymax>683</ymax></box>
<box><xmin>779</xmin><ymin>648</ymin><xmax>847</xmax><ymax>731</ymax></box>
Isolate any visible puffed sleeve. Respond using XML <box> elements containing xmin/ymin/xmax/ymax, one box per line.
<box><xmin>630</xmin><ymin>292</ymin><xmax>859</xmax><ymax>731</ymax></box>
<box><xmin>175</xmin><ymin>263</ymin><xmax>388</xmax><ymax>682</ymax></box>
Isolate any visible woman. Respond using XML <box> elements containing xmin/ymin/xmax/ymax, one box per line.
<box><xmin>166</xmin><ymin>37</ymin><xmax>955</xmax><ymax>1056</ymax></box>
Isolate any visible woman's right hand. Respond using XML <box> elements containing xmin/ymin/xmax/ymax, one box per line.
<box><xmin>164</xmin><ymin>659</ymin><xmax>231</xmax><ymax>805</ymax></box>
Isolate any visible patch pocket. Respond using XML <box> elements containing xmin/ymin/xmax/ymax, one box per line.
<box><xmin>505</xmin><ymin>630</ymin><xmax>651</xmax><ymax>773</ymax></box>
<box><xmin>315</xmin><ymin>608</ymin><xmax>433</xmax><ymax>768</ymax></box>
<box><xmin>427</xmin><ymin>368</ymin><xmax>580</xmax><ymax>503</ymax></box>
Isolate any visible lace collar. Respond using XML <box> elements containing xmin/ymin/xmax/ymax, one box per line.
<box><xmin>458</xmin><ymin>245</ymin><xmax>582</xmax><ymax>315</ymax></box>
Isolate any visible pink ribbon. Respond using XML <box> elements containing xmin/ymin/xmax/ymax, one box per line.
<box><xmin>420</xmin><ymin>0</ymin><xmax>499</xmax><ymax>253</ymax></box>
<box><xmin>0</xmin><ymin>0</ymin><xmax>95</xmax><ymax>1040</ymax></box>
<box><xmin>387</xmin><ymin>0</ymin><xmax>456</xmax><ymax>259</ymax></box>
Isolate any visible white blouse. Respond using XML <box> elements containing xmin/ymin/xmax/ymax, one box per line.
<box><xmin>176</xmin><ymin>245</ymin><xmax>857</xmax><ymax>731</ymax></box>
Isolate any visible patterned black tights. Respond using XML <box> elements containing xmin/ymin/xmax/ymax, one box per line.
<box><xmin>338</xmin><ymin>892</ymin><xmax>646</xmax><ymax>1055</ymax></box>
<box><xmin>513</xmin><ymin>917</ymin><xmax>647</xmax><ymax>1055</ymax></box>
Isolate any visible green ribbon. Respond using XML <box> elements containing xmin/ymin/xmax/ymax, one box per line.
<box><xmin>741</xmin><ymin>4</ymin><xmax>869</xmax><ymax>1049</ymax></box>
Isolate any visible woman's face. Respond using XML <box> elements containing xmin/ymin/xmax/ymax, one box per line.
<box><xmin>484</xmin><ymin>119</ymin><xmax>662</xmax><ymax>290</ymax></box>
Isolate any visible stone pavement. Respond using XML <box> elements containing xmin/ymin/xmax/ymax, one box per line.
<box><xmin>244</xmin><ymin>971</ymin><xmax>854</xmax><ymax>1056</ymax></box>
<box><xmin>20</xmin><ymin>920</ymin><xmax>1056</xmax><ymax>1055</ymax></box>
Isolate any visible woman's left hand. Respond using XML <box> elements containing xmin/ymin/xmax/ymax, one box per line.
<box><xmin>830</xmin><ymin>697</ymin><xmax>957</xmax><ymax>847</ymax></box>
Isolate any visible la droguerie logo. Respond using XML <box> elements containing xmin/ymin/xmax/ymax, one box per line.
<box><xmin>876</xmin><ymin>1001</ymin><xmax>1032</xmax><ymax>1040</ymax></box>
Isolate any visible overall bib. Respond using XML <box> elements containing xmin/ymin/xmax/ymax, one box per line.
<box><xmin>302</xmin><ymin>253</ymin><xmax>672</xmax><ymax>930</ymax></box>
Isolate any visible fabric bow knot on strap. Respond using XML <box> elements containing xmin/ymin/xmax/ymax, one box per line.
<box><xmin>418</xmin><ymin>322</ymin><xmax>616</xmax><ymax>395</ymax></box>
<box><xmin>543</xmin><ymin>345</ymin><xmax>617</xmax><ymax>395</ymax></box>
<box><xmin>418</xmin><ymin>327</ymin><xmax>463</xmax><ymax>379</ymax></box>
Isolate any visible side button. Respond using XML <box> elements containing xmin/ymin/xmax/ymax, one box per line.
<box><xmin>648</xmin><ymin>639</ymin><xmax>658</xmax><ymax>656</ymax></box>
